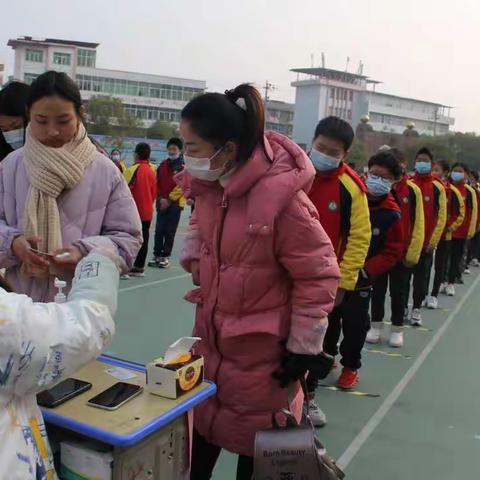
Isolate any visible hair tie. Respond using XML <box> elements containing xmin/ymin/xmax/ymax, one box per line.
<box><xmin>224</xmin><ymin>89</ymin><xmax>246</xmax><ymax>111</ymax></box>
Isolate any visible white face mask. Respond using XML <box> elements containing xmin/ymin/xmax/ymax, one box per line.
<box><xmin>111</xmin><ymin>154</ymin><xmax>121</xmax><ymax>161</ymax></box>
<box><xmin>184</xmin><ymin>147</ymin><xmax>225</xmax><ymax>182</ymax></box>
<box><xmin>2</xmin><ymin>127</ymin><xmax>25</xmax><ymax>150</ymax></box>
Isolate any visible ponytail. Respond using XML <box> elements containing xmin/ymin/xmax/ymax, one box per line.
<box><xmin>181</xmin><ymin>83</ymin><xmax>267</xmax><ymax>164</ymax></box>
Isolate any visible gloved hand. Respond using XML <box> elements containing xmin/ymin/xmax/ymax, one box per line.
<box><xmin>355</xmin><ymin>268</ymin><xmax>371</xmax><ymax>290</ymax></box>
<box><xmin>272</xmin><ymin>351</ymin><xmax>335</xmax><ymax>388</ymax></box>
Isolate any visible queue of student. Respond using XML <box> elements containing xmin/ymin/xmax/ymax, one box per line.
<box><xmin>1</xmin><ymin>74</ymin><xmax>479</xmax><ymax>480</ymax></box>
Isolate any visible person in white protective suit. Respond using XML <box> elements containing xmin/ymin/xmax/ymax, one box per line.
<box><xmin>0</xmin><ymin>250</ymin><xmax>119</xmax><ymax>480</ymax></box>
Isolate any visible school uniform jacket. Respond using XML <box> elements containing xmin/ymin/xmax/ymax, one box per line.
<box><xmin>443</xmin><ymin>182</ymin><xmax>465</xmax><ymax>241</ymax></box>
<box><xmin>364</xmin><ymin>193</ymin><xmax>404</xmax><ymax>280</ymax></box>
<box><xmin>308</xmin><ymin>162</ymin><xmax>371</xmax><ymax>290</ymax></box>
<box><xmin>451</xmin><ymin>181</ymin><xmax>478</xmax><ymax>240</ymax></box>
<box><xmin>393</xmin><ymin>176</ymin><xmax>424</xmax><ymax>265</ymax></box>
<box><xmin>412</xmin><ymin>173</ymin><xmax>447</xmax><ymax>249</ymax></box>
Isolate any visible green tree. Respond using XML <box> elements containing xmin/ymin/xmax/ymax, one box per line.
<box><xmin>348</xmin><ymin>138</ymin><xmax>369</xmax><ymax>168</ymax></box>
<box><xmin>86</xmin><ymin>95</ymin><xmax>142</xmax><ymax>136</ymax></box>
<box><xmin>146</xmin><ymin>120</ymin><xmax>177</xmax><ymax>140</ymax></box>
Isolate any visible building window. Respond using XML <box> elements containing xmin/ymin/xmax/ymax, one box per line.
<box><xmin>349</xmin><ymin>91</ymin><xmax>353</xmax><ymax>101</ymax></box>
<box><xmin>25</xmin><ymin>49</ymin><xmax>43</xmax><ymax>63</ymax></box>
<box><xmin>24</xmin><ymin>73</ymin><xmax>39</xmax><ymax>85</ymax></box>
<box><xmin>124</xmin><ymin>104</ymin><xmax>180</xmax><ymax>123</ymax></box>
<box><xmin>330</xmin><ymin>88</ymin><xmax>335</xmax><ymax>98</ymax></box>
<box><xmin>77</xmin><ymin>49</ymin><xmax>96</xmax><ymax>68</ymax></box>
<box><xmin>53</xmin><ymin>52</ymin><xmax>71</xmax><ymax>66</ymax></box>
<box><xmin>76</xmin><ymin>74</ymin><xmax>204</xmax><ymax>102</ymax></box>
<box><xmin>347</xmin><ymin>109</ymin><xmax>352</xmax><ymax>120</ymax></box>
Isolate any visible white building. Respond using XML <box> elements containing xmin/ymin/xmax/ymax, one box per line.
<box><xmin>291</xmin><ymin>67</ymin><xmax>454</xmax><ymax>146</ymax></box>
<box><xmin>8</xmin><ymin>37</ymin><xmax>206</xmax><ymax>126</ymax></box>
<box><xmin>265</xmin><ymin>100</ymin><xmax>294</xmax><ymax>138</ymax></box>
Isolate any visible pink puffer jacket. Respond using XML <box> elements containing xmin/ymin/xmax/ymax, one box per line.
<box><xmin>180</xmin><ymin>131</ymin><xmax>340</xmax><ymax>456</ymax></box>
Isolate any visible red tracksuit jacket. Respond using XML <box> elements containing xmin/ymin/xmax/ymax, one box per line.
<box><xmin>365</xmin><ymin>193</ymin><xmax>404</xmax><ymax>279</ymax></box>
<box><xmin>129</xmin><ymin>161</ymin><xmax>157</xmax><ymax>221</ymax></box>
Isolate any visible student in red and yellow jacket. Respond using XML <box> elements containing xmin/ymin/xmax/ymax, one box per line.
<box><xmin>427</xmin><ymin>160</ymin><xmax>465</xmax><ymax>304</ymax></box>
<box><xmin>307</xmin><ymin>117</ymin><xmax>371</xmax><ymax>401</ymax></box>
<box><xmin>149</xmin><ymin>137</ymin><xmax>186</xmax><ymax>269</ymax></box>
<box><xmin>409</xmin><ymin>147</ymin><xmax>447</xmax><ymax>326</ymax></box>
<box><xmin>341</xmin><ymin>151</ymin><xmax>404</xmax><ymax>386</ymax></box>
<box><xmin>125</xmin><ymin>142</ymin><xmax>157</xmax><ymax>277</ymax></box>
<box><xmin>466</xmin><ymin>170</ymin><xmax>480</xmax><ymax>267</ymax></box>
<box><xmin>446</xmin><ymin>163</ymin><xmax>478</xmax><ymax>293</ymax></box>
<box><xmin>367</xmin><ymin>148</ymin><xmax>424</xmax><ymax>349</ymax></box>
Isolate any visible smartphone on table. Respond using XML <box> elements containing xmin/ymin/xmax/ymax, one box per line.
<box><xmin>37</xmin><ymin>378</ymin><xmax>92</xmax><ymax>408</ymax></box>
<box><xmin>87</xmin><ymin>382</ymin><xmax>143</xmax><ymax>411</ymax></box>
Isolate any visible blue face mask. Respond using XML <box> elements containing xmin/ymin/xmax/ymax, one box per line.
<box><xmin>366</xmin><ymin>174</ymin><xmax>392</xmax><ymax>197</ymax></box>
<box><xmin>415</xmin><ymin>161</ymin><xmax>431</xmax><ymax>175</ymax></box>
<box><xmin>310</xmin><ymin>148</ymin><xmax>341</xmax><ymax>172</ymax></box>
<box><xmin>451</xmin><ymin>171</ymin><xmax>465</xmax><ymax>183</ymax></box>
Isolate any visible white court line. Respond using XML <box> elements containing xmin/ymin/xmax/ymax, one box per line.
<box><xmin>337</xmin><ymin>272</ymin><xmax>480</xmax><ymax>470</ymax></box>
<box><xmin>119</xmin><ymin>273</ymin><xmax>190</xmax><ymax>293</ymax></box>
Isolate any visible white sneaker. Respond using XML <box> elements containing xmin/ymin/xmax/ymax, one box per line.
<box><xmin>421</xmin><ymin>299</ymin><xmax>427</xmax><ymax>308</ymax></box>
<box><xmin>426</xmin><ymin>296</ymin><xmax>438</xmax><ymax>309</ymax></box>
<box><xmin>470</xmin><ymin>258</ymin><xmax>480</xmax><ymax>267</ymax></box>
<box><xmin>465</xmin><ymin>268</ymin><xmax>471</xmax><ymax>275</ymax></box>
<box><xmin>305</xmin><ymin>399</ymin><xmax>327</xmax><ymax>427</ymax></box>
<box><xmin>439</xmin><ymin>283</ymin><xmax>447</xmax><ymax>295</ymax></box>
<box><xmin>446</xmin><ymin>284</ymin><xmax>455</xmax><ymax>296</ymax></box>
<box><xmin>120</xmin><ymin>274</ymin><xmax>130</xmax><ymax>280</ymax></box>
<box><xmin>411</xmin><ymin>308</ymin><xmax>422</xmax><ymax>326</ymax></box>
<box><xmin>403</xmin><ymin>308</ymin><xmax>410</xmax><ymax>321</ymax></box>
<box><xmin>389</xmin><ymin>331</ymin><xmax>404</xmax><ymax>348</ymax></box>
<box><xmin>366</xmin><ymin>325</ymin><xmax>382</xmax><ymax>344</ymax></box>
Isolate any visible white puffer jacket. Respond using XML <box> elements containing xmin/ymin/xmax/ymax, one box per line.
<box><xmin>0</xmin><ymin>252</ymin><xmax>118</xmax><ymax>480</ymax></box>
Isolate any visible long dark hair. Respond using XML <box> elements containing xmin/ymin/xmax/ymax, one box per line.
<box><xmin>27</xmin><ymin>71</ymin><xmax>83</xmax><ymax>118</ymax></box>
<box><xmin>181</xmin><ymin>83</ymin><xmax>266</xmax><ymax>164</ymax></box>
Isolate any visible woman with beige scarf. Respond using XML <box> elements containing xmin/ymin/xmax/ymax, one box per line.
<box><xmin>0</xmin><ymin>71</ymin><xmax>142</xmax><ymax>302</ymax></box>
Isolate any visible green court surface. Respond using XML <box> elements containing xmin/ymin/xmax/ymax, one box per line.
<box><xmin>109</xmin><ymin>211</ymin><xmax>480</xmax><ymax>478</ymax></box>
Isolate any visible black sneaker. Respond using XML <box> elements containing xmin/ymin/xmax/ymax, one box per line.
<box><xmin>158</xmin><ymin>257</ymin><xmax>170</xmax><ymax>268</ymax></box>
<box><xmin>148</xmin><ymin>256</ymin><xmax>163</xmax><ymax>267</ymax></box>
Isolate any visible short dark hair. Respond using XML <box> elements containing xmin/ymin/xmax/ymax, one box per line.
<box><xmin>135</xmin><ymin>142</ymin><xmax>151</xmax><ymax>160</ymax></box>
<box><xmin>167</xmin><ymin>137</ymin><xmax>183</xmax><ymax>150</ymax></box>
<box><xmin>27</xmin><ymin>71</ymin><xmax>83</xmax><ymax>118</ymax></box>
<box><xmin>314</xmin><ymin>116</ymin><xmax>354</xmax><ymax>151</ymax></box>
<box><xmin>0</xmin><ymin>81</ymin><xmax>30</xmax><ymax>119</ymax></box>
<box><xmin>435</xmin><ymin>159</ymin><xmax>450</xmax><ymax>173</ymax></box>
<box><xmin>451</xmin><ymin>162</ymin><xmax>468</xmax><ymax>173</ymax></box>
<box><xmin>182</xmin><ymin>83</ymin><xmax>266</xmax><ymax>165</ymax></box>
<box><xmin>368</xmin><ymin>151</ymin><xmax>403</xmax><ymax>179</ymax></box>
<box><xmin>111</xmin><ymin>148</ymin><xmax>121</xmax><ymax>156</ymax></box>
<box><xmin>416</xmin><ymin>147</ymin><xmax>434</xmax><ymax>162</ymax></box>
<box><xmin>388</xmin><ymin>147</ymin><xmax>406</xmax><ymax>165</ymax></box>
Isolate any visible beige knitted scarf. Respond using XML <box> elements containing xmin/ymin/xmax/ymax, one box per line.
<box><xmin>23</xmin><ymin>123</ymin><xmax>97</xmax><ymax>254</ymax></box>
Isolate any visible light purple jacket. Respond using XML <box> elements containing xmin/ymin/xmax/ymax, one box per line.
<box><xmin>0</xmin><ymin>148</ymin><xmax>142</xmax><ymax>302</ymax></box>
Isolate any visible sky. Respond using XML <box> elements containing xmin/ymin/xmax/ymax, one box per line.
<box><xmin>1</xmin><ymin>0</ymin><xmax>479</xmax><ymax>132</ymax></box>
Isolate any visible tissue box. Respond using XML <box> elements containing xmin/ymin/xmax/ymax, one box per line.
<box><xmin>146</xmin><ymin>355</ymin><xmax>204</xmax><ymax>399</ymax></box>
<box><xmin>60</xmin><ymin>440</ymin><xmax>112</xmax><ymax>480</ymax></box>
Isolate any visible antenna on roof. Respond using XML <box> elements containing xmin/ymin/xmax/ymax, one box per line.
<box><xmin>310</xmin><ymin>53</ymin><xmax>314</xmax><ymax>68</ymax></box>
<box><xmin>345</xmin><ymin>56</ymin><xmax>350</xmax><ymax>72</ymax></box>
<box><xmin>321</xmin><ymin>52</ymin><xmax>325</xmax><ymax>68</ymax></box>
<box><xmin>357</xmin><ymin>61</ymin><xmax>364</xmax><ymax>75</ymax></box>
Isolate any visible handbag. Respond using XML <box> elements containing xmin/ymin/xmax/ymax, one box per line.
<box><xmin>253</xmin><ymin>382</ymin><xmax>345</xmax><ymax>480</ymax></box>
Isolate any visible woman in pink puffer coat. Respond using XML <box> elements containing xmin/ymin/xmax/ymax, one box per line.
<box><xmin>179</xmin><ymin>84</ymin><xmax>340</xmax><ymax>480</ymax></box>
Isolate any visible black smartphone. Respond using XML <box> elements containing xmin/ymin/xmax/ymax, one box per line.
<box><xmin>37</xmin><ymin>378</ymin><xmax>92</xmax><ymax>408</ymax></box>
<box><xmin>87</xmin><ymin>382</ymin><xmax>143</xmax><ymax>411</ymax></box>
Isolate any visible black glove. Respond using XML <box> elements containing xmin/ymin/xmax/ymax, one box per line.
<box><xmin>355</xmin><ymin>268</ymin><xmax>371</xmax><ymax>290</ymax></box>
<box><xmin>272</xmin><ymin>351</ymin><xmax>335</xmax><ymax>388</ymax></box>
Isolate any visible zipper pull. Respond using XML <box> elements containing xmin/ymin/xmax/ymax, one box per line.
<box><xmin>220</xmin><ymin>194</ymin><xmax>228</xmax><ymax>208</ymax></box>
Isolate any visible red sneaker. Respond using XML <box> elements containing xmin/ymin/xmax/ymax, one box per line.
<box><xmin>337</xmin><ymin>368</ymin><xmax>359</xmax><ymax>390</ymax></box>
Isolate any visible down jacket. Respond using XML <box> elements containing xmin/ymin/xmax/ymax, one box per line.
<box><xmin>180</xmin><ymin>131</ymin><xmax>340</xmax><ymax>456</ymax></box>
<box><xmin>0</xmin><ymin>148</ymin><xmax>142</xmax><ymax>302</ymax></box>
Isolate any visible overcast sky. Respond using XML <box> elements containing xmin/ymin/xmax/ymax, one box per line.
<box><xmin>1</xmin><ymin>0</ymin><xmax>479</xmax><ymax>132</ymax></box>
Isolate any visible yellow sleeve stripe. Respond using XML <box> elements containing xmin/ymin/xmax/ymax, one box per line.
<box><xmin>429</xmin><ymin>180</ymin><xmax>447</xmax><ymax>249</ymax></box>
<box><xmin>338</xmin><ymin>174</ymin><xmax>371</xmax><ymax>290</ymax></box>
<box><xmin>405</xmin><ymin>181</ymin><xmax>424</xmax><ymax>265</ymax></box>
<box><xmin>448</xmin><ymin>185</ymin><xmax>466</xmax><ymax>240</ymax></box>
<box><xmin>465</xmin><ymin>184</ymin><xmax>478</xmax><ymax>239</ymax></box>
